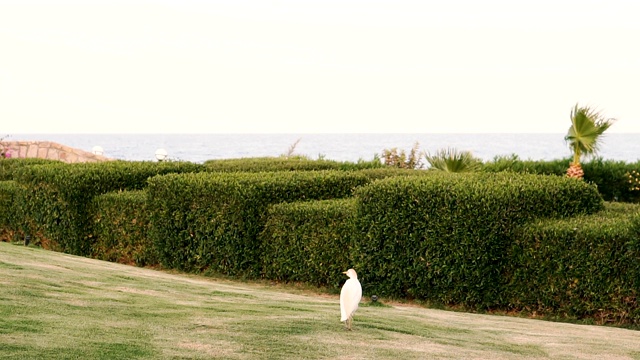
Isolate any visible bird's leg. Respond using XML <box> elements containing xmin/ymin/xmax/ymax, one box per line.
<box><xmin>347</xmin><ymin>316</ymin><xmax>353</xmax><ymax>331</ymax></box>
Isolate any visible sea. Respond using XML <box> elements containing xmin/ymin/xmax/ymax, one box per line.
<box><xmin>6</xmin><ymin>133</ymin><xmax>640</xmax><ymax>164</ymax></box>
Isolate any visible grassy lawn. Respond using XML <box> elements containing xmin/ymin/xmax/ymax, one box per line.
<box><xmin>1</xmin><ymin>242</ymin><xmax>640</xmax><ymax>360</ymax></box>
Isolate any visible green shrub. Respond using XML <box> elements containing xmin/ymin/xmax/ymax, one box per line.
<box><xmin>204</xmin><ymin>157</ymin><xmax>383</xmax><ymax>172</ymax></box>
<box><xmin>260</xmin><ymin>199</ymin><xmax>357</xmax><ymax>290</ymax></box>
<box><xmin>425</xmin><ymin>147</ymin><xmax>482</xmax><ymax>173</ymax></box>
<box><xmin>356</xmin><ymin>168</ymin><xmax>435</xmax><ymax>181</ymax></box>
<box><xmin>0</xmin><ymin>158</ymin><xmax>61</xmax><ymax>181</ymax></box>
<box><xmin>0</xmin><ymin>159</ymin><xmax>63</xmax><ymax>245</ymax></box>
<box><xmin>0</xmin><ymin>181</ymin><xmax>19</xmax><ymax>241</ymax></box>
<box><xmin>0</xmin><ymin>180</ymin><xmax>44</xmax><ymax>245</ymax></box>
<box><xmin>92</xmin><ymin>190</ymin><xmax>156</xmax><ymax>267</ymax></box>
<box><xmin>381</xmin><ymin>142</ymin><xmax>423</xmax><ymax>169</ymax></box>
<box><xmin>147</xmin><ymin>170</ymin><xmax>371</xmax><ymax>277</ymax></box>
<box><xmin>507</xmin><ymin>202</ymin><xmax>640</xmax><ymax>325</ymax></box>
<box><xmin>353</xmin><ymin>172</ymin><xmax>603</xmax><ymax>307</ymax></box>
<box><xmin>483</xmin><ymin>156</ymin><xmax>640</xmax><ymax>203</ymax></box>
<box><xmin>581</xmin><ymin>158</ymin><xmax>640</xmax><ymax>203</ymax></box>
<box><xmin>482</xmin><ymin>155</ymin><xmax>570</xmax><ymax>175</ymax></box>
<box><xmin>13</xmin><ymin>161</ymin><xmax>203</xmax><ymax>255</ymax></box>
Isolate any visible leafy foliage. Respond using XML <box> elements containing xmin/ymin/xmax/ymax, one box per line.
<box><xmin>92</xmin><ymin>190</ymin><xmax>156</xmax><ymax>267</ymax></box>
<box><xmin>565</xmin><ymin>104</ymin><xmax>616</xmax><ymax>165</ymax></box>
<box><xmin>507</xmin><ymin>202</ymin><xmax>640</xmax><ymax>325</ymax></box>
<box><xmin>425</xmin><ymin>147</ymin><xmax>482</xmax><ymax>173</ymax></box>
<box><xmin>0</xmin><ymin>181</ymin><xmax>19</xmax><ymax>241</ymax></box>
<box><xmin>626</xmin><ymin>170</ymin><xmax>640</xmax><ymax>192</ymax></box>
<box><xmin>0</xmin><ymin>158</ymin><xmax>61</xmax><ymax>181</ymax></box>
<box><xmin>13</xmin><ymin>161</ymin><xmax>203</xmax><ymax>255</ymax></box>
<box><xmin>353</xmin><ymin>172</ymin><xmax>603</xmax><ymax>307</ymax></box>
<box><xmin>483</xmin><ymin>155</ymin><xmax>570</xmax><ymax>175</ymax></box>
<box><xmin>260</xmin><ymin>199</ymin><xmax>357</xmax><ymax>290</ymax></box>
<box><xmin>147</xmin><ymin>170</ymin><xmax>372</xmax><ymax>277</ymax></box>
<box><xmin>381</xmin><ymin>142</ymin><xmax>423</xmax><ymax>169</ymax></box>
<box><xmin>483</xmin><ymin>156</ymin><xmax>640</xmax><ymax>203</ymax></box>
<box><xmin>204</xmin><ymin>156</ymin><xmax>383</xmax><ymax>172</ymax></box>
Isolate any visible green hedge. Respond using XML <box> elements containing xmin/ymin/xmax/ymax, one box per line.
<box><xmin>91</xmin><ymin>190</ymin><xmax>156</xmax><ymax>267</ymax></box>
<box><xmin>483</xmin><ymin>156</ymin><xmax>640</xmax><ymax>203</ymax></box>
<box><xmin>482</xmin><ymin>156</ymin><xmax>570</xmax><ymax>175</ymax></box>
<box><xmin>147</xmin><ymin>170</ymin><xmax>371</xmax><ymax>277</ymax></box>
<box><xmin>13</xmin><ymin>161</ymin><xmax>203</xmax><ymax>255</ymax></box>
<box><xmin>357</xmin><ymin>167</ymin><xmax>436</xmax><ymax>180</ymax></box>
<box><xmin>0</xmin><ymin>159</ymin><xmax>62</xmax><ymax>244</ymax></box>
<box><xmin>353</xmin><ymin>172</ymin><xmax>603</xmax><ymax>308</ymax></box>
<box><xmin>0</xmin><ymin>180</ymin><xmax>43</xmax><ymax>245</ymax></box>
<box><xmin>581</xmin><ymin>158</ymin><xmax>640</xmax><ymax>203</ymax></box>
<box><xmin>506</xmin><ymin>202</ymin><xmax>640</xmax><ymax>325</ymax></box>
<box><xmin>0</xmin><ymin>181</ymin><xmax>19</xmax><ymax>241</ymax></box>
<box><xmin>204</xmin><ymin>157</ymin><xmax>383</xmax><ymax>172</ymax></box>
<box><xmin>0</xmin><ymin>158</ymin><xmax>61</xmax><ymax>181</ymax></box>
<box><xmin>260</xmin><ymin>199</ymin><xmax>357</xmax><ymax>290</ymax></box>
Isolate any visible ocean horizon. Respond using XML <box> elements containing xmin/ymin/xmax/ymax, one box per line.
<box><xmin>5</xmin><ymin>133</ymin><xmax>640</xmax><ymax>164</ymax></box>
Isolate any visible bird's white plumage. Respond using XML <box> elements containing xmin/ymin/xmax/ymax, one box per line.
<box><xmin>340</xmin><ymin>268</ymin><xmax>362</xmax><ymax>329</ymax></box>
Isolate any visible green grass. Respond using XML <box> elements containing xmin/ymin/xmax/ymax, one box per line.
<box><xmin>1</xmin><ymin>242</ymin><xmax>640</xmax><ymax>359</ymax></box>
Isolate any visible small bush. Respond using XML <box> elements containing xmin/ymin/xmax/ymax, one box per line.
<box><xmin>381</xmin><ymin>142</ymin><xmax>423</xmax><ymax>169</ymax></box>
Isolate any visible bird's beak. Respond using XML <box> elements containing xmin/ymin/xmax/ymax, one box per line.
<box><xmin>342</xmin><ymin>271</ymin><xmax>348</xmax><ymax>274</ymax></box>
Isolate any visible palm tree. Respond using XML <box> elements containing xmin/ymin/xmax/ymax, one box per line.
<box><xmin>564</xmin><ymin>104</ymin><xmax>616</xmax><ymax>179</ymax></box>
<box><xmin>425</xmin><ymin>147</ymin><xmax>482</xmax><ymax>173</ymax></box>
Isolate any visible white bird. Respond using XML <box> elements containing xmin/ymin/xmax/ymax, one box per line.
<box><xmin>340</xmin><ymin>268</ymin><xmax>362</xmax><ymax>330</ymax></box>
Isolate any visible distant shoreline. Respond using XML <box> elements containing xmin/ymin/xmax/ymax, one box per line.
<box><xmin>4</xmin><ymin>133</ymin><xmax>639</xmax><ymax>164</ymax></box>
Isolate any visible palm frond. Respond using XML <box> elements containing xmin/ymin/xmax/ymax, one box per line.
<box><xmin>564</xmin><ymin>104</ymin><xmax>615</xmax><ymax>165</ymax></box>
<box><xmin>425</xmin><ymin>147</ymin><xmax>482</xmax><ymax>173</ymax></box>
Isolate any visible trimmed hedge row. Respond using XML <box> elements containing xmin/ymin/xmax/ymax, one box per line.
<box><xmin>0</xmin><ymin>180</ymin><xmax>43</xmax><ymax>245</ymax></box>
<box><xmin>260</xmin><ymin>199</ymin><xmax>357</xmax><ymax>290</ymax></box>
<box><xmin>581</xmin><ymin>158</ymin><xmax>640</xmax><ymax>203</ymax></box>
<box><xmin>0</xmin><ymin>181</ymin><xmax>20</xmax><ymax>241</ymax></box>
<box><xmin>13</xmin><ymin>161</ymin><xmax>204</xmax><ymax>255</ymax></box>
<box><xmin>0</xmin><ymin>159</ymin><xmax>63</xmax><ymax>245</ymax></box>
<box><xmin>91</xmin><ymin>190</ymin><xmax>156</xmax><ymax>267</ymax></box>
<box><xmin>483</xmin><ymin>156</ymin><xmax>640</xmax><ymax>203</ymax></box>
<box><xmin>506</xmin><ymin>202</ymin><xmax>640</xmax><ymax>324</ymax></box>
<box><xmin>147</xmin><ymin>170</ymin><xmax>371</xmax><ymax>277</ymax></box>
<box><xmin>0</xmin><ymin>158</ymin><xmax>60</xmax><ymax>181</ymax></box>
<box><xmin>204</xmin><ymin>156</ymin><xmax>383</xmax><ymax>172</ymax></box>
<box><xmin>353</xmin><ymin>172</ymin><xmax>603</xmax><ymax>308</ymax></box>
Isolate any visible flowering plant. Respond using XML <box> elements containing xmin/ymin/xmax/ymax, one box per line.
<box><xmin>626</xmin><ymin>170</ymin><xmax>640</xmax><ymax>191</ymax></box>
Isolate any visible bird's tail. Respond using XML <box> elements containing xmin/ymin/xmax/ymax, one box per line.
<box><xmin>340</xmin><ymin>309</ymin><xmax>348</xmax><ymax>322</ymax></box>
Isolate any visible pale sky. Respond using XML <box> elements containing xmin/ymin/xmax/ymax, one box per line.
<box><xmin>1</xmin><ymin>0</ymin><xmax>639</xmax><ymax>134</ymax></box>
